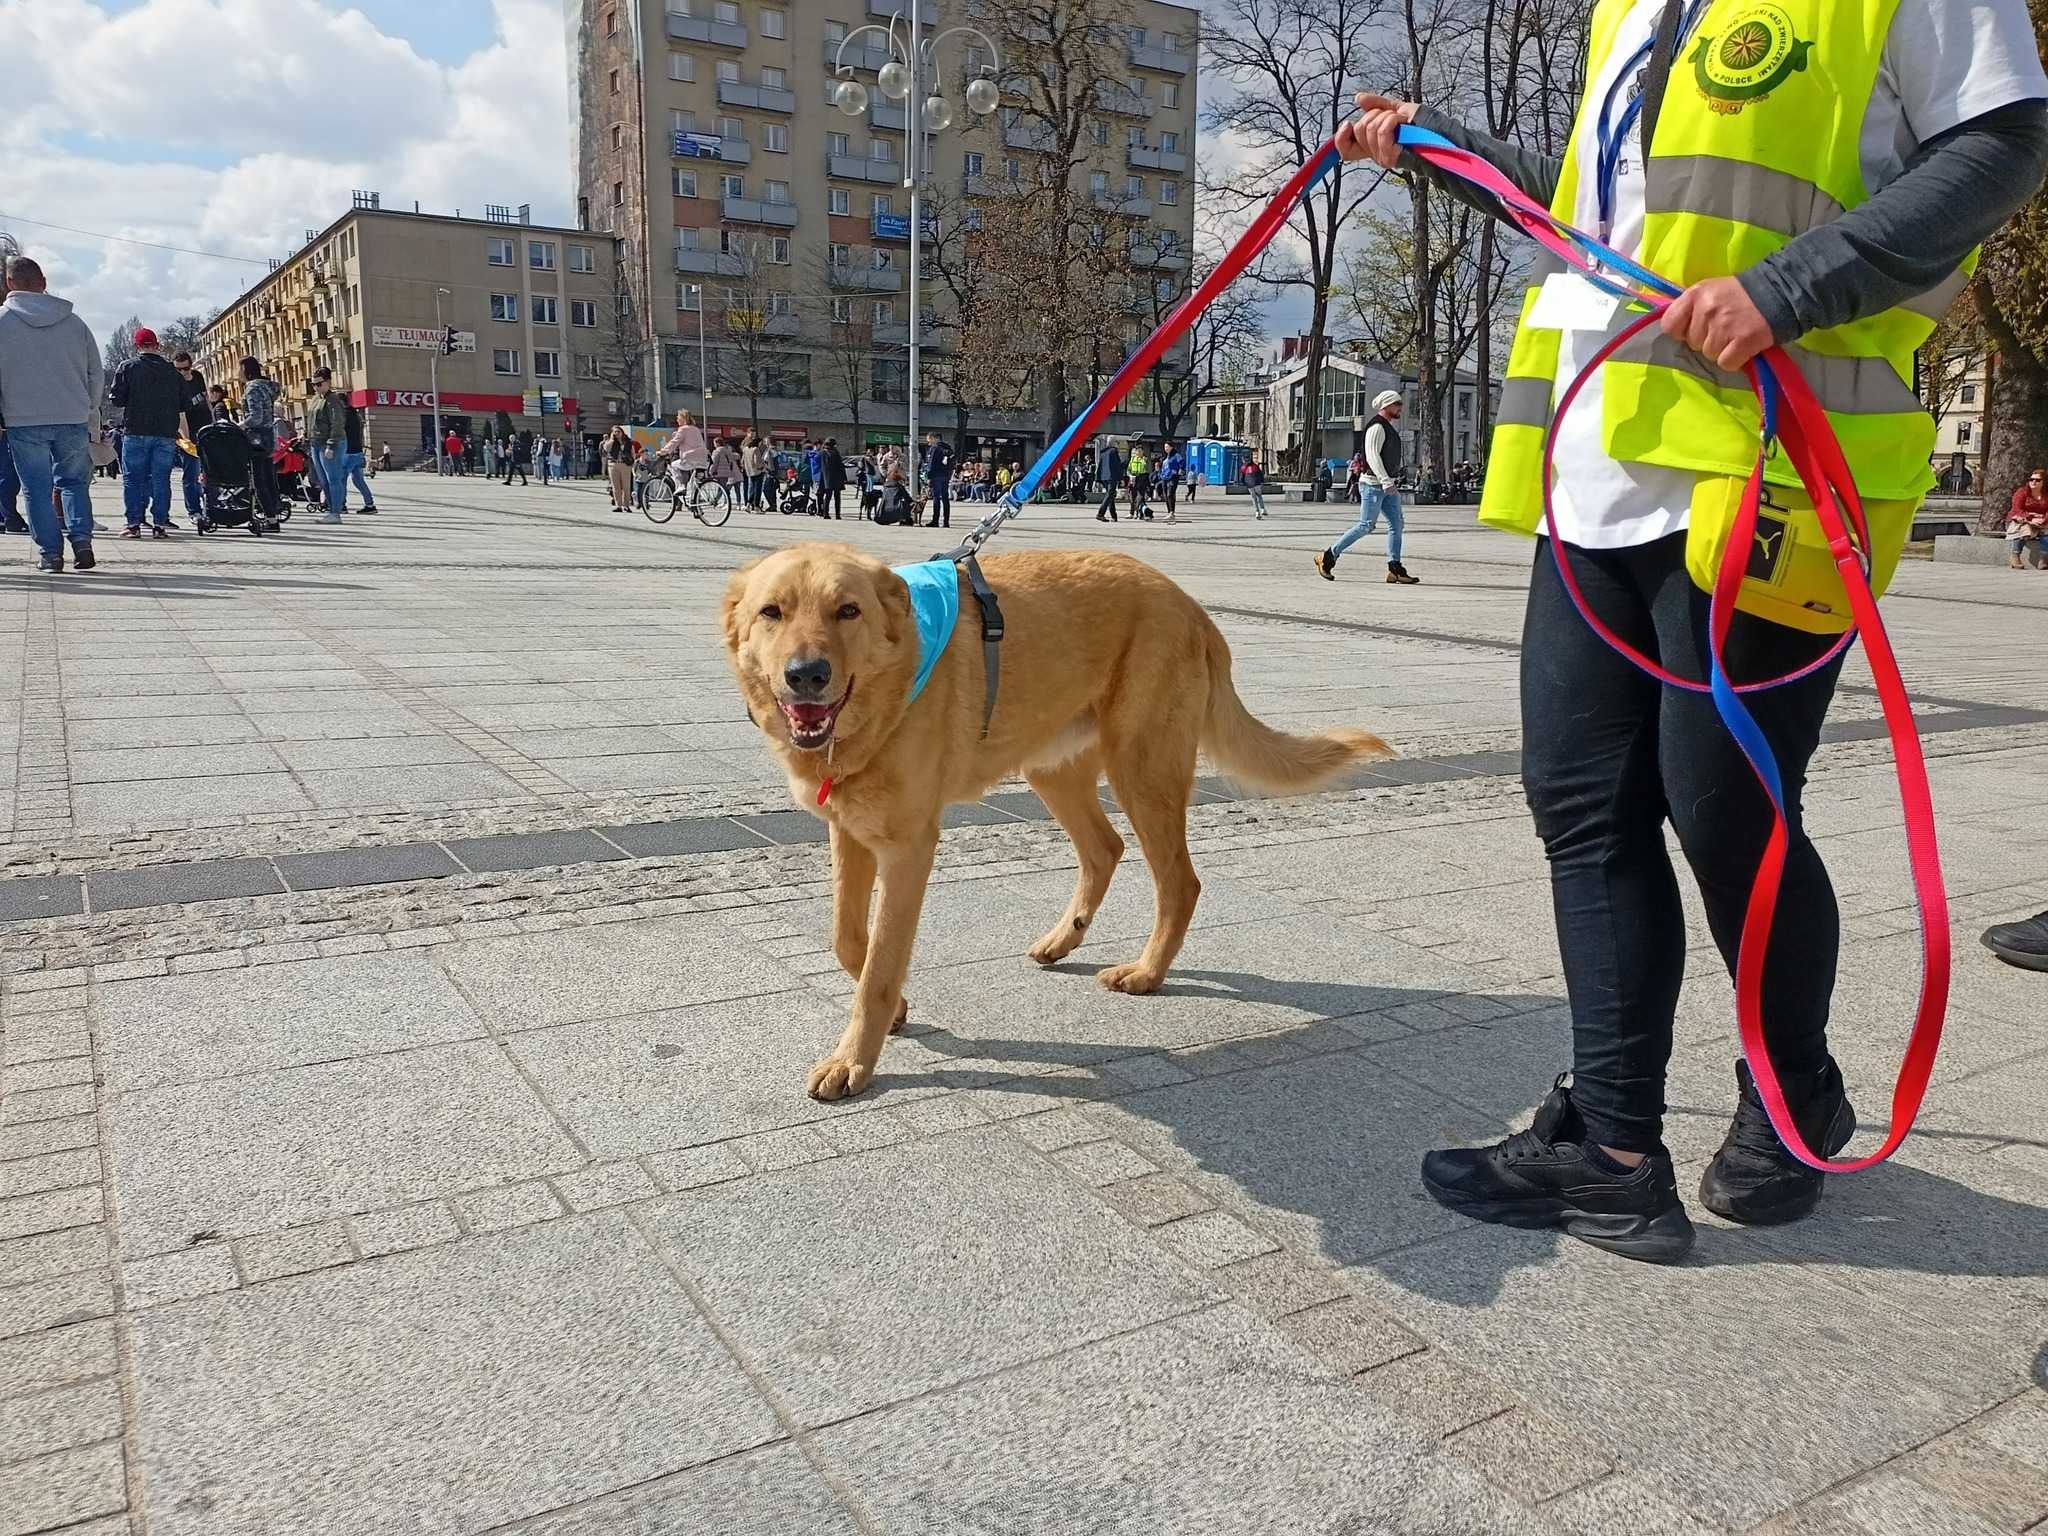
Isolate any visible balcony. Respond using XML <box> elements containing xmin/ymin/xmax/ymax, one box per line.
<box><xmin>868</xmin><ymin>0</ymin><xmax>936</xmax><ymax>21</ymax></box>
<box><xmin>1129</xmin><ymin>43</ymin><xmax>1192</xmax><ymax>75</ymax></box>
<box><xmin>722</xmin><ymin>194</ymin><xmax>799</xmax><ymax>227</ymax></box>
<box><xmin>667</xmin><ymin>14</ymin><xmax>746</xmax><ymax>48</ymax></box>
<box><xmin>828</xmin><ymin>262</ymin><xmax>903</xmax><ymax>292</ymax></box>
<box><xmin>1094</xmin><ymin>81</ymin><xmax>1154</xmax><ymax>118</ymax></box>
<box><xmin>675</xmin><ymin>131</ymin><xmax>750</xmax><ymax>164</ymax></box>
<box><xmin>760</xmin><ymin>313</ymin><xmax>801</xmax><ymax>338</ymax></box>
<box><xmin>1003</xmin><ymin>118</ymin><xmax>1058</xmax><ymax>153</ymax></box>
<box><xmin>717</xmin><ymin>80</ymin><xmax>796</xmax><ymax>114</ymax></box>
<box><xmin>1127</xmin><ymin>143</ymin><xmax>1188</xmax><ymax>174</ymax></box>
<box><xmin>1094</xmin><ymin>190</ymin><xmax>1153</xmax><ymax>219</ymax></box>
<box><xmin>826</xmin><ymin>37</ymin><xmax>894</xmax><ymax>73</ymax></box>
<box><xmin>829</xmin><ymin>151</ymin><xmax>902</xmax><ymax>185</ymax></box>
<box><xmin>869</xmin><ymin>100</ymin><xmax>907</xmax><ymax>132</ymax></box>
<box><xmin>962</xmin><ymin>172</ymin><xmax>1028</xmax><ymax>198</ymax></box>
<box><xmin>1128</xmin><ymin>241</ymin><xmax>1190</xmax><ymax>271</ymax></box>
<box><xmin>872</xmin><ymin>322</ymin><xmax>910</xmax><ymax>346</ymax></box>
<box><xmin>673</xmin><ymin>247</ymin><xmax>743</xmax><ymax>275</ymax></box>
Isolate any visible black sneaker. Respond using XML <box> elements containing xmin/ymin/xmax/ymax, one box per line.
<box><xmin>35</xmin><ymin>552</ymin><xmax>63</xmax><ymax>573</ymax></box>
<box><xmin>151</xmin><ymin>524</ymin><xmax>172</xmax><ymax>539</ymax></box>
<box><xmin>1421</xmin><ymin>1075</ymin><xmax>1697</xmax><ymax>1264</ymax></box>
<box><xmin>357</xmin><ymin>504</ymin><xmax>379</xmax><ymax>515</ymax></box>
<box><xmin>1698</xmin><ymin>1059</ymin><xmax>1854</xmax><ymax>1226</ymax></box>
<box><xmin>1982</xmin><ymin>908</ymin><xmax>2048</xmax><ymax>972</ymax></box>
<box><xmin>2</xmin><ymin>517</ymin><xmax>27</xmax><ymax>534</ymax></box>
<box><xmin>70</xmin><ymin>541</ymin><xmax>95</xmax><ymax>571</ymax></box>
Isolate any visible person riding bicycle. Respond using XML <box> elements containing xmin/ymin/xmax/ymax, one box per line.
<box><xmin>661</xmin><ymin>409</ymin><xmax>710</xmax><ymax>497</ymax></box>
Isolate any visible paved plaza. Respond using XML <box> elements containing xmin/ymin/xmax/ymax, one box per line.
<box><xmin>0</xmin><ymin>470</ymin><xmax>2044</xmax><ymax>1536</ymax></box>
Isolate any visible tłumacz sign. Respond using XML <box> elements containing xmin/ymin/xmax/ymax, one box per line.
<box><xmin>371</xmin><ymin>326</ymin><xmax>477</xmax><ymax>352</ymax></box>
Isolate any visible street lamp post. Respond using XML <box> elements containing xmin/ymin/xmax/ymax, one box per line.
<box><xmin>431</xmin><ymin>286</ymin><xmax>451</xmax><ymax>474</ymax></box>
<box><xmin>833</xmin><ymin>12</ymin><xmax>1001</xmax><ymax>495</ymax></box>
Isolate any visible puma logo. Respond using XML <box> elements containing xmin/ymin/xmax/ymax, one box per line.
<box><xmin>1746</xmin><ymin>512</ymin><xmax>1790</xmax><ymax>582</ymax></box>
<box><xmin>1753</xmin><ymin>527</ymin><xmax>1783</xmax><ymax>561</ymax></box>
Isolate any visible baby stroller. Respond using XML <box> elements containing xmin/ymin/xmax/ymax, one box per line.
<box><xmin>193</xmin><ymin>421</ymin><xmax>276</xmax><ymax>535</ymax></box>
<box><xmin>273</xmin><ymin>435</ymin><xmax>314</xmax><ymax>508</ymax></box>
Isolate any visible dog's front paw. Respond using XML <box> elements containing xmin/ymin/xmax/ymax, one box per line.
<box><xmin>807</xmin><ymin>1054</ymin><xmax>874</xmax><ymax>1101</ymax></box>
<box><xmin>1096</xmin><ymin>963</ymin><xmax>1165</xmax><ymax>995</ymax></box>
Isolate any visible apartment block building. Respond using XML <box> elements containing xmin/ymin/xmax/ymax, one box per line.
<box><xmin>566</xmin><ymin>0</ymin><xmax>1200</xmax><ymax>456</ymax></box>
<box><xmin>196</xmin><ymin>200</ymin><xmax>622</xmax><ymax>461</ymax></box>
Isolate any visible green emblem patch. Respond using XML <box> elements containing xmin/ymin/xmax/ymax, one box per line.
<box><xmin>1691</xmin><ymin>4</ymin><xmax>1813</xmax><ymax>115</ymax></box>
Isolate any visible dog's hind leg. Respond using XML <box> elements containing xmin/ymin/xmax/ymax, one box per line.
<box><xmin>808</xmin><ymin>826</ymin><xmax>939</xmax><ymax>1100</ymax></box>
<box><xmin>1024</xmin><ymin>750</ymin><xmax>1123</xmax><ymax>965</ymax></box>
<box><xmin>1097</xmin><ymin>732</ymin><xmax>1201</xmax><ymax>995</ymax></box>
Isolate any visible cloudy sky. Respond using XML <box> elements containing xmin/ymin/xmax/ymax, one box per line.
<box><xmin>0</xmin><ymin>0</ymin><xmax>573</xmax><ymax>347</ymax></box>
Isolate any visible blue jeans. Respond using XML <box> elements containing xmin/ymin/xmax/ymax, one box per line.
<box><xmin>344</xmin><ymin>451</ymin><xmax>373</xmax><ymax>506</ymax></box>
<box><xmin>1332</xmin><ymin>486</ymin><xmax>1403</xmax><ymax>563</ymax></box>
<box><xmin>175</xmin><ymin>446</ymin><xmax>202</xmax><ymax>516</ymax></box>
<box><xmin>121</xmin><ymin>434</ymin><xmax>177</xmax><ymax>527</ymax></box>
<box><xmin>318</xmin><ymin>446</ymin><xmax>348</xmax><ymax>512</ymax></box>
<box><xmin>0</xmin><ymin>429</ymin><xmax>20</xmax><ymax>523</ymax></box>
<box><xmin>8</xmin><ymin>424</ymin><xmax>95</xmax><ymax>557</ymax></box>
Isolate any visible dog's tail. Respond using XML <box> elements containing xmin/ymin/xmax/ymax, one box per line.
<box><xmin>1198</xmin><ymin>622</ymin><xmax>1394</xmax><ymax>793</ymax></box>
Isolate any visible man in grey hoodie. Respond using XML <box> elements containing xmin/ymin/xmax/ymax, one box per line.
<box><xmin>0</xmin><ymin>257</ymin><xmax>101</xmax><ymax>572</ymax></box>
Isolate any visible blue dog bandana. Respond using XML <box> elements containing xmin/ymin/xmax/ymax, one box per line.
<box><xmin>894</xmin><ymin>560</ymin><xmax>961</xmax><ymax>702</ymax></box>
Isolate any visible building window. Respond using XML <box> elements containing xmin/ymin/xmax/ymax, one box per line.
<box><xmin>828</xmin><ymin>131</ymin><xmax>850</xmax><ymax>157</ymax></box>
<box><xmin>763</xmin><ymin>123</ymin><xmax>788</xmax><ymax>152</ymax></box>
<box><xmin>712</xmin><ymin>0</ymin><xmax>739</xmax><ymax>20</ymax></box>
<box><xmin>569</xmin><ymin>244</ymin><xmax>594</xmax><ymax>272</ymax></box>
<box><xmin>533</xmin><ymin>350</ymin><xmax>561</xmax><ymax>378</ymax></box>
<box><xmin>1163</xmin><ymin>31</ymin><xmax>1183</xmax><ymax>51</ymax></box>
<box><xmin>576</xmin><ymin>353</ymin><xmax>601</xmax><ymax>380</ymax></box>
<box><xmin>1961</xmin><ymin>382</ymin><xmax>1978</xmax><ymax>404</ymax></box>
<box><xmin>493</xmin><ymin>349</ymin><xmax>521</xmax><ymax>375</ymax></box>
<box><xmin>716</xmin><ymin>58</ymin><xmax>739</xmax><ymax>83</ymax></box>
<box><xmin>1958</xmin><ymin>421</ymin><xmax>1973</xmax><ymax>445</ymax></box>
<box><xmin>678</xmin><ymin>282</ymin><xmax>701</xmax><ymax>311</ymax></box>
<box><xmin>1004</xmin><ymin>156</ymin><xmax>1020</xmax><ymax>182</ymax></box>
<box><xmin>963</xmin><ymin>207</ymin><xmax>984</xmax><ymax>231</ymax></box>
<box><xmin>1159</xmin><ymin>181</ymin><xmax>1179</xmax><ymax>204</ymax></box>
<box><xmin>871</xmin><ymin>192</ymin><xmax>891</xmax><ymax>215</ymax></box>
<box><xmin>829</xmin><ymin>188</ymin><xmax>851</xmax><ymax>214</ymax></box>
<box><xmin>673</xmin><ymin>168</ymin><xmax>698</xmax><ymax>196</ymax></box>
<box><xmin>530</xmin><ymin>241</ymin><xmax>556</xmax><ymax>270</ymax></box>
<box><xmin>874</xmin><ymin>300</ymin><xmax>896</xmax><ymax>325</ymax></box>
<box><xmin>871</xmin><ymin>248</ymin><xmax>894</xmax><ymax>271</ymax></box>
<box><xmin>721</xmin><ymin>173</ymin><xmax>745</xmax><ymax>199</ymax></box>
<box><xmin>760</xmin><ymin>351</ymin><xmax>810</xmax><ymax>399</ymax></box>
<box><xmin>825</xmin><ymin>20</ymin><xmax>845</xmax><ymax>43</ymax></box>
<box><xmin>1090</xmin><ymin>170</ymin><xmax>1109</xmax><ymax>196</ymax></box>
<box><xmin>1127</xmin><ymin>125</ymin><xmax>1144</xmax><ymax>148</ymax></box>
<box><xmin>609</xmin><ymin>68</ymin><xmax>619</xmax><ymax>95</ymax></box>
<box><xmin>1127</xmin><ymin>174</ymin><xmax>1145</xmax><ymax>199</ymax></box>
<box><xmin>830</xmin><ymin>296</ymin><xmax>852</xmax><ymax>323</ymax></box>
<box><xmin>571</xmin><ymin>300</ymin><xmax>598</xmax><ymax>327</ymax></box>
<box><xmin>769</xmin><ymin>236</ymin><xmax>790</xmax><ymax>263</ymax></box>
<box><xmin>870</xmin><ymin>138</ymin><xmax>897</xmax><ymax>163</ymax></box>
<box><xmin>761</xmin><ymin>7</ymin><xmax>786</xmax><ymax>36</ymax></box>
<box><xmin>1162</xmin><ymin>82</ymin><xmax>1180</xmax><ymax>109</ymax></box>
<box><xmin>766</xmin><ymin>294</ymin><xmax>794</xmax><ymax>318</ymax></box>
<box><xmin>490</xmin><ymin>293</ymin><xmax>519</xmax><ymax>321</ymax></box>
<box><xmin>829</xmin><ymin>241</ymin><xmax>850</xmax><ymax>265</ymax></box>
<box><xmin>612</xmin><ymin>180</ymin><xmax>624</xmax><ymax>206</ymax></box>
<box><xmin>532</xmin><ymin>296</ymin><xmax>558</xmax><ymax>325</ymax></box>
<box><xmin>717</xmin><ymin>114</ymin><xmax>743</xmax><ymax>139</ymax></box>
<box><xmin>765</xmin><ymin>180</ymin><xmax>791</xmax><ymax>204</ymax></box>
<box><xmin>605</xmin><ymin>9</ymin><xmax>616</xmax><ymax>35</ymax></box>
<box><xmin>487</xmin><ymin>237</ymin><xmax>515</xmax><ymax>266</ymax></box>
<box><xmin>964</xmin><ymin>151</ymin><xmax>983</xmax><ymax>177</ymax></box>
<box><xmin>611</xmin><ymin>124</ymin><xmax>624</xmax><ymax>150</ymax></box>
<box><xmin>669</xmin><ymin>52</ymin><xmax>695</xmax><ymax>81</ymax></box>
<box><xmin>873</xmin><ymin>357</ymin><xmax>907</xmax><ymax>402</ymax></box>
<box><xmin>1090</xmin><ymin>119</ymin><xmax>1109</xmax><ymax>146</ymax></box>
<box><xmin>670</xmin><ymin>108</ymin><xmax>695</xmax><ymax>134</ymax></box>
<box><xmin>762</xmin><ymin>66</ymin><xmax>786</xmax><ymax>89</ymax></box>
<box><xmin>1162</xmin><ymin>131</ymin><xmax>1180</xmax><ymax>154</ymax></box>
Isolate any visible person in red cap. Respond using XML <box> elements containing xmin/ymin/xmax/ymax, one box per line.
<box><xmin>108</xmin><ymin>326</ymin><xmax>188</xmax><ymax>538</ymax></box>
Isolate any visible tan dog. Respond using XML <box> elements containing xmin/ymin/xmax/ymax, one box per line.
<box><xmin>722</xmin><ymin>545</ymin><xmax>1392</xmax><ymax>1100</ymax></box>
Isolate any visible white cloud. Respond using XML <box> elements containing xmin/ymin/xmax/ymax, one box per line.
<box><xmin>0</xmin><ymin>0</ymin><xmax>569</xmax><ymax>347</ymax></box>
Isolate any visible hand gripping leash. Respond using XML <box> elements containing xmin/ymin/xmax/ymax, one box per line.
<box><xmin>941</xmin><ymin>122</ymin><xmax>1946</xmax><ymax>1173</ymax></box>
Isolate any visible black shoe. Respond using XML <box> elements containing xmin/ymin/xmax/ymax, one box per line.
<box><xmin>1313</xmin><ymin>549</ymin><xmax>1336</xmax><ymax>581</ymax></box>
<box><xmin>36</xmin><ymin>552</ymin><xmax>63</xmax><ymax>573</ymax></box>
<box><xmin>70</xmin><ymin>540</ymin><xmax>95</xmax><ymax>571</ymax></box>
<box><xmin>1421</xmin><ymin>1075</ymin><xmax>1696</xmax><ymax>1264</ymax></box>
<box><xmin>1698</xmin><ymin>1059</ymin><xmax>1854</xmax><ymax>1226</ymax></box>
<box><xmin>1388</xmin><ymin>562</ymin><xmax>1421</xmax><ymax>585</ymax></box>
<box><xmin>120</xmin><ymin>525</ymin><xmax>142</xmax><ymax>539</ymax></box>
<box><xmin>357</xmin><ymin>504</ymin><xmax>379</xmax><ymax>515</ymax></box>
<box><xmin>1982</xmin><ymin>908</ymin><xmax>2048</xmax><ymax>972</ymax></box>
<box><xmin>2</xmin><ymin>517</ymin><xmax>27</xmax><ymax>534</ymax></box>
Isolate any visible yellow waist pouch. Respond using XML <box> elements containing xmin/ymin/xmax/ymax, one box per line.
<box><xmin>1683</xmin><ymin>474</ymin><xmax>1919</xmax><ymax>637</ymax></box>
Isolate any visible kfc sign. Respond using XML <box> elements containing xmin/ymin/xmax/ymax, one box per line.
<box><xmin>350</xmin><ymin>387</ymin><xmax>579</xmax><ymax>416</ymax></box>
<box><xmin>372</xmin><ymin>390</ymin><xmax>440</xmax><ymax>407</ymax></box>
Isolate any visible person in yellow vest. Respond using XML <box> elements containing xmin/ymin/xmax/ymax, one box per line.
<box><xmin>1338</xmin><ymin>0</ymin><xmax>2047</xmax><ymax>1263</ymax></box>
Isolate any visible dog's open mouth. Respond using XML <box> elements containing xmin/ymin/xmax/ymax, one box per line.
<box><xmin>778</xmin><ymin>679</ymin><xmax>853</xmax><ymax>751</ymax></box>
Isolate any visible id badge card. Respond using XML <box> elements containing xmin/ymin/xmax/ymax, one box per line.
<box><xmin>1526</xmin><ymin>271</ymin><xmax>1624</xmax><ymax>332</ymax></box>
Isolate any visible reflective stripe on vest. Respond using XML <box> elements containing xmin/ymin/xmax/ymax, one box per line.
<box><xmin>1497</xmin><ymin>375</ymin><xmax>1555</xmax><ymax>429</ymax></box>
<box><xmin>1611</xmin><ymin>329</ymin><xmax>1921</xmax><ymax>417</ymax></box>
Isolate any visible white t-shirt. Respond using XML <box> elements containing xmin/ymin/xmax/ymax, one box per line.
<box><xmin>1549</xmin><ymin>0</ymin><xmax>2048</xmax><ymax>549</ymax></box>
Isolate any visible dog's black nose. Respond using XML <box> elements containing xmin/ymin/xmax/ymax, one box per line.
<box><xmin>784</xmin><ymin>656</ymin><xmax>833</xmax><ymax>698</ymax></box>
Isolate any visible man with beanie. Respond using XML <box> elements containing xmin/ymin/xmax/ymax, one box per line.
<box><xmin>110</xmin><ymin>326</ymin><xmax>185</xmax><ymax>539</ymax></box>
<box><xmin>0</xmin><ymin>256</ymin><xmax>102</xmax><ymax>571</ymax></box>
<box><xmin>1315</xmin><ymin>389</ymin><xmax>1418</xmax><ymax>584</ymax></box>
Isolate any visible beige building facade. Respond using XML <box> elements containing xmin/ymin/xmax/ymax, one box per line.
<box><xmin>566</xmin><ymin>0</ymin><xmax>1200</xmax><ymax>455</ymax></box>
<box><xmin>197</xmin><ymin>202</ymin><xmax>623</xmax><ymax>462</ymax></box>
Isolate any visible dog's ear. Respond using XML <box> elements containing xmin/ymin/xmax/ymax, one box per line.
<box><xmin>720</xmin><ymin>558</ymin><xmax>764</xmax><ymax>654</ymax></box>
<box><xmin>878</xmin><ymin>566</ymin><xmax>913</xmax><ymax>648</ymax></box>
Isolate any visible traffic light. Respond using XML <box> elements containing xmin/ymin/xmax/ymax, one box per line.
<box><xmin>442</xmin><ymin>327</ymin><xmax>458</xmax><ymax>355</ymax></box>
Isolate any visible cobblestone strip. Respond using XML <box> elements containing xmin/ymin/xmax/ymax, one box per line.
<box><xmin>15</xmin><ymin>586</ymin><xmax>74</xmax><ymax>843</ymax></box>
<box><xmin>0</xmin><ymin>969</ymin><xmax>132</xmax><ymax>1536</ymax></box>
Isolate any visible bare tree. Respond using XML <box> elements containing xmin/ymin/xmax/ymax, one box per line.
<box><xmin>705</xmin><ymin>234</ymin><xmax>803</xmax><ymax>437</ymax></box>
<box><xmin>820</xmin><ymin>306</ymin><xmax>879</xmax><ymax>449</ymax></box>
<box><xmin>1130</xmin><ymin>258</ymin><xmax>1266</xmax><ymax>440</ymax></box>
<box><xmin>1204</xmin><ymin>0</ymin><xmax>1392</xmax><ymax>475</ymax></box>
<box><xmin>595</xmin><ymin>263</ymin><xmax>650</xmax><ymax>421</ymax></box>
<box><xmin>102</xmin><ymin>314</ymin><xmax>144</xmax><ymax>383</ymax></box>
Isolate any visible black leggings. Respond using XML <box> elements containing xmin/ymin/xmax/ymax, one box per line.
<box><xmin>1520</xmin><ymin>533</ymin><xmax>1843</xmax><ymax>1153</ymax></box>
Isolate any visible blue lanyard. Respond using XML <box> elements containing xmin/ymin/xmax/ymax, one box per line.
<box><xmin>1594</xmin><ymin>0</ymin><xmax>1709</xmax><ymax>237</ymax></box>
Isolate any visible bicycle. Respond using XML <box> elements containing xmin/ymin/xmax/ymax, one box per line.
<box><xmin>647</xmin><ymin>460</ymin><xmax>732</xmax><ymax>528</ymax></box>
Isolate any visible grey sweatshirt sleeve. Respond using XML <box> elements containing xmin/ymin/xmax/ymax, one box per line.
<box><xmin>1739</xmin><ymin>99</ymin><xmax>2048</xmax><ymax>344</ymax></box>
<box><xmin>82</xmin><ymin>322</ymin><xmax>103</xmax><ymax>419</ymax></box>
<box><xmin>1395</xmin><ymin>106</ymin><xmax>1565</xmax><ymax>221</ymax></box>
